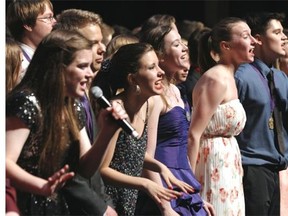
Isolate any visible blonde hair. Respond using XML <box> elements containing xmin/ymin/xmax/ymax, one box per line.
<box><xmin>105</xmin><ymin>34</ymin><xmax>139</xmax><ymax>59</ymax></box>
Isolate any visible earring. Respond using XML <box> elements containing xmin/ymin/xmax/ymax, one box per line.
<box><xmin>136</xmin><ymin>85</ymin><xmax>141</xmax><ymax>95</ymax></box>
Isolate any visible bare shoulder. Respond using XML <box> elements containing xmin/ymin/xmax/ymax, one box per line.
<box><xmin>148</xmin><ymin>95</ymin><xmax>163</xmax><ymax>112</ymax></box>
<box><xmin>198</xmin><ymin>68</ymin><xmax>227</xmax><ymax>91</ymax></box>
<box><xmin>193</xmin><ymin>67</ymin><xmax>228</xmax><ymax>107</ymax></box>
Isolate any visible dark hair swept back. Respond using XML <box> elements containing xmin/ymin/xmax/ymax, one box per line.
<box><xmin>198</xmin><ymin>17</ymin><xmax>245</xmax><ymax>72</ymax></box>
<box><xmin>91</xmin><ymin>42</ymin><xmax>154</xmax><ymax>100</ymax></box>
<box><xmin>244</xmin><ymin>12</ymin><xmax>285</xmax><ymax>36</ymax></box>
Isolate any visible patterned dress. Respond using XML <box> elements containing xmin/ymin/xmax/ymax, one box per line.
<box><xmin>195</xmin><ymin>99</ymin><xmax>246</xmax><ymax>216</ymax></box>
<box><xmin>105</xmin><ymin>110</ymin><xmax>148</xmax><ymax>216</ymax></box>
<box><xmin>6</xmin><ymin>90</ymin><xmax>85</xmax><ymax>215</ymax></box>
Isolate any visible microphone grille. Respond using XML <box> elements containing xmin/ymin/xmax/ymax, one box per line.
<box><xmin>91</xmin><ymin>86</ymin><xmax>103</xmax><ymax>99</ymax></box>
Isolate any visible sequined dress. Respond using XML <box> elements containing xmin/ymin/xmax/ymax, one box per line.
<box><xmin>6</xmin><ymin>90</ymin><xmax>85</xmax><ymax>215</ymax></box>
<box><xmin>195</xmin><ymin>99</ymin><xmax>246</xmax><ymax>216</ymax></box>
<box><xmin>105</xmin><ymin>123</ymin><xmax>148</xmax><ymax>216</ymax></box>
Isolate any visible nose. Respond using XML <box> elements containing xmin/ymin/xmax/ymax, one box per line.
<box><xmin>51</xmin><ymin>17</ymin><xmax>57</xmax><ymax>26</ymax></box>
<box><xmin>250</xmin><ymin>35</ymin><xmax>258</xmax><ymax>45</ymax></box>
<box><xmin>100</xmin><ymin>42</ymin><xmax>106</xmax><ymax>53</ymax></box>
<box><xmin>282</xmin><ymin>32</ymin><xmax>288</xmax><ymax>40</ymax></box>
<box><xmin>87</xmin><ymin>67</ymin><xmax>94</xmax><ymax>78</ymax></box>
<box><xmin>181</xmin><ymin>41</ymin><xmax>188</xmax><ymax>51</ymax></box>
<box><xmin>157</xmin><ymin>66</ymin><xmax>165</xmax><ymax>76</ymax></box>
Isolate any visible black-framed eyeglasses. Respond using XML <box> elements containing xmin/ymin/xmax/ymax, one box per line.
<box><xmin>37</xmin><ymin>15</ymin><xmax>55</xmax><ymax>24</ymax></box>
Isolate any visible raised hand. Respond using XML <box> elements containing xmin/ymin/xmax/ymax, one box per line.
<box><xmin>42</xmin><ymin>164</ymin><xmax>74</xmax><ymax>196</ymax></box>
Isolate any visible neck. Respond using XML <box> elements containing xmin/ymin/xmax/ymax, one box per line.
<box><xmin>21</xmin><ymin>37</ymin><xmax>38</xmax><ymax>50</ymax></box>
<box><xmin>120</xmin><ymin>90</ymin><xmax>148</xmax><ymax>118</ymax></box>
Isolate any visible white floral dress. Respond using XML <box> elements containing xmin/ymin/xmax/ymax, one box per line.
<box><xmin>195</xmin><ymin>99</ymin><xmax>246</xmax><ymax>216</ymax></box>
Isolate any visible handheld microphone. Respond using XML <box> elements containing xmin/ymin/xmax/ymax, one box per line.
<box><xmin>91</xmin><ymin>86</ymin><xmax>139</xmax><ymax>139</ymax></box>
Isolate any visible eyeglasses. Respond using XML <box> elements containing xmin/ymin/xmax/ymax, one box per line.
<box><xmin>37</xmin><ymin>15</ymin><xmax>55</xmax><ymax>24</ymax></box>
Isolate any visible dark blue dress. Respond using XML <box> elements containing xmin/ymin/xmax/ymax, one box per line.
<box><xmin>155</xmin><ymin>105</ymin><xmax>207</xmax><ymax>215</ymax></box>
<box><xmin>135</xmin><ymin>100</ymin><xmax>207</xmax><ymax>216</ymax></box>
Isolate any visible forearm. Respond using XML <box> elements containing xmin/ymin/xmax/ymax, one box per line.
<box><xmin>187</xmin><ymin>137</ymin><xmax>200</xmax><ymax>173</ymax></box>
<box><xmin>101</xmin><ymin>167</ymin><xmax>149</xmax><ymax>191</ymax></box>
<box><xmin>142</xmin><ymin>169</ymin><xmax>174</xmax><ymax>212</ymax></box>
<box><xmin>6</xmin><ymin>159</ymin><xmax>48</xmax><ymax>196</ymax></box>
<box><xmin>79</xmin><ymin>128</ymin><xmax>117</xmax><ymax>178</ymax></box>
<box><xmin>143</xmin><ymin>153</ymin><xmax>164</xmax><ymax>173</ymax></box>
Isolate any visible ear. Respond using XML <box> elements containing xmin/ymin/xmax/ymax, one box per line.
<box><xmin>220</xmin><ymin>41</ymin><xmax>230</xmax><ymax>50</ymax></box>
<box><xmin>127</xmin><ymin>73</ymin><xmax>136</xmax><ymax>85</ymax></box>
<box><xmin>157</xmin><ymin>54</ymin><xmax>165</xmax><ymax>63</ymax></box>
<box><xmin>210</xmin><ymin>50</ymin><xmax>220</xmax><ymax>62</ymax></box>
<box><xmin>23</xmin><ymin>24</ymin><xmax>33</xmax><ymax>32</ymax></box>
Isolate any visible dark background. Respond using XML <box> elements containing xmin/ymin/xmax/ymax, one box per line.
<box><xmin>6</xmin><ymin>0</ymin><xmax>288</xmax><ymax>29</ymax></box>
<box><xmin>50</xmin><ymin>0</ymin><xmax>288</xmax><ymax>29</ymax></box>
<box><xmin>5</xmin><ymin>0</ymin><xmax>288</xmax><ymax>29</ymax></box>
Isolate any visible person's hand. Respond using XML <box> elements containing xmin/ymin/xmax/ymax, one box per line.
<box><xmin>42</xmin><ymin>164</ymin><xmax>74</xmax><ymax>196</ymax></box>
<box><xmin>97</xmin><ymin>100</ymin><xmax>128</xmax><ymax>131</ymax></box>
<box><xmin>143</xmin><ymin>179</ymin><xmax>181</xmax><ymax>204</ymax></box>
<box><xmin>203</xmin><ymin>200</ymin><xmax>215</xmax><ymax>216</ymax></box>
<box><xmin>104</xmin><ymin>205</ymin><xmax>118</xmax><ymax>216</ymax></box>
<box><xmin>159</xmin><ymin>202</ymin><xmax>180</xmax><ymax>216</ymax></box>
<box><xmin>109</xmin><ymin>100</ymin><xmax>128</xmax><ymax>121</ymax></box>
<box><xmin>160</xmin><ymin>165</ymin><xmax>194</xmax><ymax>194</ymax></box>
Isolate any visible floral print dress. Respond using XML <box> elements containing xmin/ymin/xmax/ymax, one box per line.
<box><xmin>195</xmin><ymin>99</ymin><xmax>246</xmax><ymax>216</ymax></box>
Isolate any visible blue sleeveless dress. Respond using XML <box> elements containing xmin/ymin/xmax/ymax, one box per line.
<box><xmin>135</xmin><ymin>99</ymin><xmax>207</xmax><ymax>216</ymax></box>
<box><xmin>155</xmin><ymin>105</ymin><xmax>207</xmax><ymax>215</ymax></box>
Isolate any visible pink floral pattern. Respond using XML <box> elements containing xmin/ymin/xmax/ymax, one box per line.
<box><xmin>195</xmin><ymin>99</ymin><xmax>246</xmax><ymax>216</ymax></box>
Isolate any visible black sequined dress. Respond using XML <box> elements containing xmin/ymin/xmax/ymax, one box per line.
<box><xmin>105</xmin><ymin>122</ymin><xmax>148</xmax><ymax>216</ymax></box>
<box><xmin>6</xmin><ymin>90</ymin><xmax>85</xmax><ymax>215</ymax></box>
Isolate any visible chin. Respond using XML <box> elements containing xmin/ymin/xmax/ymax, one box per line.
<box><xmin>73</xmin><ymin>91</ymin><xmax>85</xmax><ymax>98</ymax></box>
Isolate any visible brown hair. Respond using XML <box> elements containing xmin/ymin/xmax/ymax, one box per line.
<box><xmin>7</xmin><ymin>0</ymin><xmax>53</xmax><ymax>41</ymax></box>
<box><xmin>6</xmin><ymin>37</ymin><xmax>23</xmax><ymax>93</ymax></box>
<box><xmin>9</xmin><ymin>29</ymin><xmax>93</xmax><ymax>177</ymax></box>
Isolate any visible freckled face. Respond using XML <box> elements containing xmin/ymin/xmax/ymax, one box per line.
<box><xmin>64</xmin><ymin>49</ymin><xmax>93</xmax><ymax>98</ymax></box>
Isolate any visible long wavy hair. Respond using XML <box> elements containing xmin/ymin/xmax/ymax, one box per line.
<box><xmin>8</xmin><ymin>29</ymin><xmax>93</xmax><ymax>177</ymax></box>
<box><xmin>6</xmin><ymin>37</ymin><xmax>23</xmax><ymax>93</ymax></box>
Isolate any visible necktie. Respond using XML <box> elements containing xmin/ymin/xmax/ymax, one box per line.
<box><xmin>81</xmin><ymin>94</ymin><xmax>94</xmax><ymax>143</ymax></box>
<box><xmin>267</xmin><ymin>70</ymin><xmax>285</xmax><ymax>155</ymax></box>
